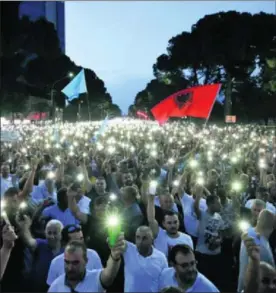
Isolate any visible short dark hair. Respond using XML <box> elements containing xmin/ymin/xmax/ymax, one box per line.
<box><xmin>162</xmin><ymin>210</ymin><xmax>178</xmax><ymax>221</ymax></box>
<box><xmin>65</xmin><ymin>240</ymin><xmax>87</xmax><ymax>261</ymax></box>
<box><xmin>4</xmin><ymin>187</ymin><xmax>19</xmax><ymax>198</ymax></box>
<box><xmin>62</xmin><ymin>224</ymin><xmax>82</xmax><ymax>244</ymax></box>
<box><xmin>168</xmin><ymin>244</ymin><xmax>194</xmax><ymax>264</ymax></box>
<box><xmin>206</xmin><ymin>195</ymin><xmax>219</xmax><ymax>206</ymax></box>
<box><xmin>94</xmin><ymin>195</ymin><xmax>109</xmax><ymax>207</ymax></box>
<box><xmin>57</xmin><ymin>188</ymin><xmax>67</xmax><ymax>202</ymax></box>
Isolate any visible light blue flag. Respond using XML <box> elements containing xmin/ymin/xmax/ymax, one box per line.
<box><xmin>216</xmin><ymin>94</ymin><xmax>225</xmax><ymax>105</ymax></box>
<box><xmin>62</xmin><ymin>69</ymin><xmax>87</xmax><ymax>101</ymax></box>
<box><xmin>91</xmin><ymin>116</ymin><xmax>109</xmax><ymax>142</ymax></box>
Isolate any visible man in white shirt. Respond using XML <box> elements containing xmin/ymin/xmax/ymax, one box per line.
<box><xmin>147</xmin><ymin>193</ymin><xmax>193</xmax><ymax>258</ymax></box>
<box><xmin>123</xmin><ymin>226</ymin><xmax>168</xmax><ymax>292</ymax></box>
<box><xmin>48</xmin><ymin>234</ymin><xmax>125</xmax><ymax>292</ymax></box>
<box><xmin>47</xmin><ymin>224</ymin><xmax>102</xmax><ymax>286</ymax></box>
<box><xmin>158</xmin><ymin>244</ymin><xmax>219</xmax><ymax>292</ymax></box>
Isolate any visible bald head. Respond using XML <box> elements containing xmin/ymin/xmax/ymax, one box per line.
<box><xmin>135</xmin><ymin>226</ymin><xmax>154</xmax><ymax>256</ymax></box>
<box><xmin>257</xmin><ymin>209</ymin><xmax>275</xmax><ymax>237</ymax></box>
<box><xmin>136</xmin><ymin>226</ymin><xmax>153</xmax><ymax>237</ymax></box>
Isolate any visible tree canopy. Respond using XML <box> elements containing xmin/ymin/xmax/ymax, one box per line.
<box><xmin>0</xmin><ymin>3</ymin><xmax>122</xmax><ymax>120</ymax></box>
<box><xmin>130</xmin><ymin>11</ymin><xmax>276</xmax><ymax>123</ymax></box>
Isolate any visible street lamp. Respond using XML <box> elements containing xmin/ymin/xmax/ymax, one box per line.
<box><xmin>51</xmin><ymin>72</ymin><xmax>74</xmax><ymax>123</ymax></box>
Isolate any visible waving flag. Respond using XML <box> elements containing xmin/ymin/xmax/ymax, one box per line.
<box><xmin>91</xmin><ymin>116</ymin><xmax>109</xmax><ymax>143</ymax></box>
<box><xmin>62</xmin><ymin>69</ymin><xmax>87</xmax><ymax>102</ymax></box>
<box><xmin>151</xmin><ymin>84</ymin><xmax>221</xmax><ymax>123</ymax></box>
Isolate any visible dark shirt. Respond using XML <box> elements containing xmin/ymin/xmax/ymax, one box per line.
<box><xmin>30</xmin><ymin>239</ymin><xmax>64</xmax><ymax>292</ymax></box>
<box><xmin>1</xmin><ymin>217</ymin><xmax>26</xmax><ymax>292</ymax></box>
<box><xmin>123</xmin><ymin>203</ymin><xmax>144</xmax><ymax>242</ymax></box>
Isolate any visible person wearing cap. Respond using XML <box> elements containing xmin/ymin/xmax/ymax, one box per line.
<box><xmin>47</xmin><ymin>224</ymin><xmax>102</xmax><ymax>286</ymax></box>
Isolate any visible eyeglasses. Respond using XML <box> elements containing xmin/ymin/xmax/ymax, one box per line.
<box><xmin>176</xmin><ymin>260</ymin><xmax>197</xmax><ymax>269</ymax></box>
<box><xmin>67</xmin><ymin>225</ymin><xmax>81</xmax><ymax>233</ymax></box>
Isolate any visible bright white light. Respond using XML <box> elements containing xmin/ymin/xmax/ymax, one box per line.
<box><xmin>19</xmin><ymin>202</ymin><xmax>27</xmax><ymax>209</ymax></box>
<box><xmin>77</xmin><ymin>174</ymin><xmax>84</xmax><ymax>182</ymax></box>
<box><xmin>232</xmin><ymin>181</ymin><xmax>242</xmax><ymax>192</ymax></box>
<box><xmin>190</xmin><ymin>159</ymin><xmax>198</xmax><ymax>168</ymax></box>
<box><xmin>197</xmin><ymin>177</ymin><xmax>204</xmax><ymax>185</ymax></box>
<box><xmin>173</xmin><ymin>180</ymin><xmax>179</xmax><ymax>187</ymax></box>
<box><xmin>109</xmin><ymin>193</ymin><xmax>117</xmax><ymax>201</ymax></box>
<box><xmin>47</xmin><ymin>171</ymin><xmax>55</xmax><ymax>179</ymax></box>
<box><xmin>239</xmin><ymin>221</ymin><xmax>250</xmax><ymax>232</ymax></box>
<box><xmin>106</xmin><ymin>215</ymin><xmax>120</xmax><ymax>227</ymax></box>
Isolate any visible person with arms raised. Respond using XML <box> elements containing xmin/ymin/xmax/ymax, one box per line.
<box><xmin>48</xmin><ymin>234</ymin><xmax>125</xmax><ymax>292</ymax></box>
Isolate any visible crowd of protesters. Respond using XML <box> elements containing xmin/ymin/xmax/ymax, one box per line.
<box><xmin>0</xmin><ymin>118</ymin><xmax>275</xmax><ymax>293</ymax></box>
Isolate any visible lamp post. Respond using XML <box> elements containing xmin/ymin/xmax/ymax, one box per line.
<box><xmin>51</xmin><ymin>72</ymin><xmax>74</xmax><ymax>123</ymax></box>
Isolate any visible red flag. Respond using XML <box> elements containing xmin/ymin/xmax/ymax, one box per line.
<box><xmin>151</xmin><ymin>84</ymin><xmax>221</xmax><ymax>123</ymax></box>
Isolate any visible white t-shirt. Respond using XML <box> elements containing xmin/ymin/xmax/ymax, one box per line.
<box><xmin>245</xmin><ymin>199</ymin><xmax>276</xmax><ymax>214</ymax></box>
<box><xmin>196</xmin><ymin>211</ymin><xmax>224</xmax><ymax>255</ymax></box>
<box><xmin>154</xmin><ymin>227</ymin><xmax>194</xmax><ymax>257</ymax></box>
<box><xmin>180</xmin><ymin>193</ymin><xmax>207</xmax><ymax>237</ymax></box>
<box><xmin>48</xmin><ymin>269</ymin><xmax>104</xmax><ymax>292</ymax></box>
<box><xmin>158</xmin><ymin>267</ymin><xmax>219</xmax><ymax>292</ymax></box>
<box><xmin>123</xmin><ymin>241</ymin><xmax>168</xmax><ymax>292</ymax></box>
<box><xmin>47</xmin><ymin>249</ymin><xmax>102</xmax><ymax>285</ymax></box>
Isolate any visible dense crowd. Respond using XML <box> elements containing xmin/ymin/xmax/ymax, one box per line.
<box><xmin>0</xmin><ymin>118</ymin><xmax>276</xmax><ymax>293</ymax></box>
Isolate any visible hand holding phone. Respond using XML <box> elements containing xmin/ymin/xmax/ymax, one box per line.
<box><xmin>247</xmin><ymin>229</ymin><xmax>261</xmax><ymax>246</ymax></box>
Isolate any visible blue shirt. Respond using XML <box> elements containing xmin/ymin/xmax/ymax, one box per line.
<box><xmin>31</xmin><ymin>239</ymin><xmax>64</xmax><ymax>291</ymax></box>
<box><xmin>42</xmin><ymin>204</ymin><xmax>80</xmax><ymax>226</ymax></box>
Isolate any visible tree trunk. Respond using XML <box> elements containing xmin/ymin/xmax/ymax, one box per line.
<box><xmin>224</xmin><ymin>73</ymin><xmax>232</xmax><ymax>119</ymax></box>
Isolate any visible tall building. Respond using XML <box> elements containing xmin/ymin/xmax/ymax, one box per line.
<box><xmin>19</xmin><ymin>1</ymin><xmax>65</xmax><ymax>52</ymax></box>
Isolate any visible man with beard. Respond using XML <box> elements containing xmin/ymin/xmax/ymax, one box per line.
<box><xmin>158</xmin><ymin>244</ymin><xmax>219</xmax><ymax>292</ymax></box>
<box><xmin>147</xmin><ymin>193</ymin><xmax>193</xmax><ymax>258</ymax></box>
<box><xmin>47</xmin><ymin>224</ymin><xmax>102</xmax><ymax>286</ymax></box>
<box><xmin>122</xmin><ymin>226</ymin><xmax>168</xmax><ymax>292</ymax></box>
<box><xmin>48</xmin><ymin>236</ymin><xmax>125</xmax><ymax>292</ymax></box>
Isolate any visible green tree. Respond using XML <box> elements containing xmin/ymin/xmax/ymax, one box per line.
<box><xmin>149</xmin><ymin>11</ymin><xmax>276</xmax><ymax>122</ymax></box>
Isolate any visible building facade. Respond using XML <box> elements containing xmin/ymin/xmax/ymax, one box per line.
<box><xmin>19</xmin><ymin>1</ymin><xmax>65</xmax><ymax>52</ymax></box>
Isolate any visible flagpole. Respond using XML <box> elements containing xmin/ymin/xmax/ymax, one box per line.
<box><xmin>83</xmin><ymin>70</ymin><xmax>91</xmax><ymax>121</ymax></box>
<box><xmin>203</xmin><ymin>84</ymin><xmax>222</xmax><ymax>128</ymax></box>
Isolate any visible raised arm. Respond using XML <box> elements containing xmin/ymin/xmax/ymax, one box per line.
<box><xmin>1</xmin><ymin>225</ymin><xmax>17</xmax><ymax>280</ymax></box>
<box><xmin>193</xmin><ymin>184</ymin><xmax>204</xmax><ymax>220</ymax></box>
<box><xmin>100</xmin><ymin>234</ymin><xmax>125</xmax><ymax>288</ymax></box>
<box><xmin>146</xmin><ymin>192</ymin><xmax>159</xmax><ymax>239</ymax></box>
<box><xmin>67</xmin><ymin>189</ymin><xmax>88</xmax><ymax>224</ymax></box>
<box><xmin>19</xmin><ymin>158</ymin><xmax>38</xmax><ymax>200</ymax></box>
<box><xmin>242</xmin><ymin>233</ymin><xmax>261</xmax><ymax>293</ymax></box>
<box><xmin>17</xmin><ymin>215</ymin><xmax>37</xmax><ymax>251</ymax></box>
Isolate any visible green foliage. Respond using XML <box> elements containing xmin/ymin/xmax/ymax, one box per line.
<box><xmin>131</xmin><ymin>11</ymin><xmax>276</xmax><ymax>122</ymax></box>
<box><xmin>1</xmin><ymin>4</ymin><xmax>122</xmax><ymax>118</ymax></box>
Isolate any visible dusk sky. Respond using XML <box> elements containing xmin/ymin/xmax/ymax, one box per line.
<box><xmin>65</xmin><ymin>1</ymin><xmax>275</xmax><ymax>114</ymax></box>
